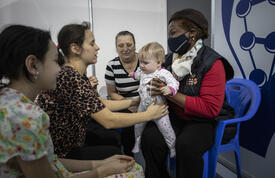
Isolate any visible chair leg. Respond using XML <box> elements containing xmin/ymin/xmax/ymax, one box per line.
<box><xmin>202</xmin><ymin>152</ymin><xmax>208</xmax><ymax>178</ymax></box>
<box><xmin>208</xmin><ymin>150</ymin><xmax>219</xmax><ymax>178</ymax></box>
<box><xmin>234</xmin><ymin>149</ymin><xmax>242</xmax><ymax>178</ymax></box>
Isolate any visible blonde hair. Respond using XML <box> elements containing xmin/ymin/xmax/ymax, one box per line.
<box><xmin>138</xmin><ymin>42</ymin><xmax>165</xmax><ymax>64</ymax></box>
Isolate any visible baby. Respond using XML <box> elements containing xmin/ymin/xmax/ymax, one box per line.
<box><xmin>129</xmin><ymin>42</ymin><xmax>179</xmax><ymax>157</ymax></box>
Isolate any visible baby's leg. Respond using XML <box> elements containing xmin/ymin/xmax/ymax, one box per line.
<box><xmin>132</xmin><ymin>122</ymin><xmax>147</xmax><ymax>153</ymax></box>
<box><xmin>155</xmin><ymin>115</ymin><xmax>176</xmax><ymax>157</ymax></box>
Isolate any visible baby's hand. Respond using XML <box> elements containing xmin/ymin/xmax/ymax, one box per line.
<box><xmin>88</xmin><ymin>76</ymin><xmax>98</xmax><ymax>88</ymax></box>
<box><xmin>160</xmin><ymin>86</ymin><xmax>172</xmax><ymax>96</ymax></box>
<box><xmin>128</xmin><ymin>72</ymin><xmax>134</xmax><ymax>78</ymax></box>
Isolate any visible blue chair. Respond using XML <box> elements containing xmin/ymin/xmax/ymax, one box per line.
<box><xmin>206</xmin><ymin>78</ymin><xmax>261</xmax><ymax>178</ymax></box>
<box><xmin>169</xmin><ymin>78</ymin><xmax>261</xmax><ymax>178</ymax></box>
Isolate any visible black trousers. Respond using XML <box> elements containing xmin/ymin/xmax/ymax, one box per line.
<box><xmin>65</xmin><ymin>144</ymin><xmax>122</xmax><ymax>160</ymax></box>
<box><xmin>141</xmin><ymin>113</ymin><xmax>215</xmax><ymax>178</ymax></box>
<box><xmin>85</xmin><ymin>119</ymin><xmax>121</xmax><ymax>147</ymax></box>
<box><xmin>66</xmin><ymin>119</ymin><xmax>122</xmax><ymax>160</ymax></box>
<box><xmin>120</xmin><ymin>109</ymin><xmax>135</xmax><ymax>157</ymax></box>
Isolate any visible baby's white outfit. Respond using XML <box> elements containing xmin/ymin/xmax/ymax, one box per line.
<box><xmin>132</xmin><ymin>67</ymin><xmax>179</xmax><ymax>157</ymax></box>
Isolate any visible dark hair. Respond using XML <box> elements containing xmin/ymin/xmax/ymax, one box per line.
<box><xmin>115</xmin><ymin>31</ymin><xmax>136</xmax><ymax>46</ymax></box>
<box><xmin>0</xmin><ymin>25</ymin><xmax>51</xmax><ymax>84</ymax></box>
<box><xmin>57</xmin><ymin>21</ymin><xmax>90</xmax><ymax>58</ymax></box>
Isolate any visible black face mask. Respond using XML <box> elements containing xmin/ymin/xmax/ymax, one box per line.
<box><xmin>168</xmin><ymin>33</ymin><xmax>190</xmax><ymax>55</ymax></box>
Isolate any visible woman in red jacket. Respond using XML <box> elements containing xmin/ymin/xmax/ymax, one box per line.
<box><xmin>141</xmin><ymin>8</ymin><xmax>234</xmax><ymax>178</ymax></box>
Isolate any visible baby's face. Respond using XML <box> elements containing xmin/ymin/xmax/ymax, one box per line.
<box><xmin>139</xmin><ymin>57</ymin><xmax>161</xmax><ymax>74</ymax></box>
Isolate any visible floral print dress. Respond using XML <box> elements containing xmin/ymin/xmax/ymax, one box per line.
<box><xmin>0</xmin><ymin>87</ymin><xmax>72</xmax><ymax>178</ymax></box>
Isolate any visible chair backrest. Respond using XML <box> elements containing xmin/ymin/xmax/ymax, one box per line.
<box><xmin>225</xmin><ymin>78</ymin><xmax>261</xmax><ymax>120</ymax></box>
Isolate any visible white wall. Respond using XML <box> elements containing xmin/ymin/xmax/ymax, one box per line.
<box><xmin>0</xmin><ymin>0</ymin><xmax>167</xmax><ymax>91</ymax></box>
<box><xmin>213</xmin><ymin>0</ymin><xmax>275</xmax><ymax>177</ymax></box>
<box><xmin>90</xmin><ymin>0</ymin><xmax>167</xmax><ymax>89</ymax></box>
<box><xmin>0</xmin><ymin>0</ymin><xmax>90</xmax><ymax>45</ymax></box>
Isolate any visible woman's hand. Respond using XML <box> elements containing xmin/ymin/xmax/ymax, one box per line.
<box><xmin>102</xmin><ymin>155</ymin><xmax>134</xmax><ymax>165</ymax></box>
<box><xmin>99</xmin><ymin>155</ymin><xmax>135</xmax><ymax>177</ymax></box>
<box><xmin>130</xmin><ymin>96</ymin><xmax>140</xmax><ymax>107</ymax></box>
<box><xmin>148</xmin><ymin>78</ymin><xmax>167</xmax><ymax>96</ymax></box>
<box><xmin>88</xmin><ymin>76</ymin><xmax>99</xmax><ymax>88</ymax></box>
<box><xmin>146</xmin><ymin>98</ymin><xmax>169</xmax><ymax>120</ymax></box>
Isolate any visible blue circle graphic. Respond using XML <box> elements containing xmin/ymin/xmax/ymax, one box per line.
<box><xmin>265</xmin><ymin>32</ymin><xmax>275</xmax><ymax>53</ymax></box>
<box><xmin>240</xmin><ymin>32</ymin><xmax>255</xmax><ymax>51</ymax></box>
<box><xmin>236</xmin><ymin>0</ymin><xmax>251</xmax><ymax>18</ymax></box>
<box><xmin>249</xmin><ymin>69</ymin><xmax>267</xmax><ymax>86</ymax></box>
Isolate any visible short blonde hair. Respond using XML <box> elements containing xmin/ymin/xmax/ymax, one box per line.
<box><xmin>138</xmin><ymin>42</ymin><xmax>165</xmax><ymax>64</ymax></box>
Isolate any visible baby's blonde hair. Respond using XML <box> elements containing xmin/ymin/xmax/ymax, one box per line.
<box><xmin>138</xmin><ymin>42</ymin><xmax>165</xmax><ymax>64</ymax></box>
